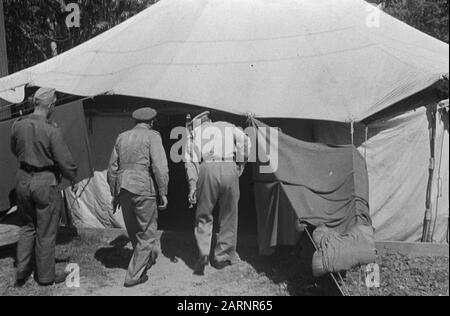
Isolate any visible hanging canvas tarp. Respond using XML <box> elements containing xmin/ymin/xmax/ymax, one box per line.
<box><xmin>250</xmin><ymin>118</ymin><xmax>372</xmax><ymax>254</ymax></box>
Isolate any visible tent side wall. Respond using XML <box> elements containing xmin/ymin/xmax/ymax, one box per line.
<box><xmin>313</xmin><ymin>104</ymin><xmax>449</xmax><ymax>244</ymax></box>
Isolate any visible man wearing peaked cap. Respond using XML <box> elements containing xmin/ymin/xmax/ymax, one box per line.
<box><xmin>191</xmin><ymin>111</ymin><xmax>210</xmax><ymax>126</ymax></box>
<box><xmin>33</xmin><ymin>87</ymin><xmax>57</xmax><ymax>107</ymax></box>
<box><xmin>11</xmin><ymin>87</ymin><xmax>78</xmax><ymax>287</ymax></box>
<box><xmin>107</xmin><ymin>107</ymin><xmax>169</xmax><ymax>288</ymax></box>
<box><xmin>132</xmin><ymin>107</ymin><xmax>158</xmax><ymax>122</ymax></box>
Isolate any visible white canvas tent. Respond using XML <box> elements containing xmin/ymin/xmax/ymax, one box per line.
<box><xmin>0</xmin><ymin>0</ymin><xmax>448</xmax><ymax>243</ymax></box>
<box><xmin>314</xmin><ymin>102</ymin><xmax>449</xmax><ymax>243</ymax></box>
<box><xmin>0</xmin><ymin>0</ymin><xmax>448</xmax><ymax>121</ymax></box>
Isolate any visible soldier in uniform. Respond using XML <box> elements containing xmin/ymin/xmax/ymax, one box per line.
<box><xmin>10</xmin><ymin>88</ymin><xmax>78</xmax><ymax>287</ymax></box>
<box><xmin>107</xmin><ymin>107</ymin><xmax>169</xmax><ymax>288</ymax></box>
<box><xmin>185</xmin><ymin>112</ymin><xmax>251</xmax><ymax>275</ymax></box>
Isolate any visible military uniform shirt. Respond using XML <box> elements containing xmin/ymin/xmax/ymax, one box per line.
<box><xmin>10</xmin><ymin>114</ymin><xmax>78</xmax><ymax>182</ymax></box>
<box><xmin>185</xmin><ymin>121</ymin><xmax>251</xmax><ymax>191</ymax></box>
<box><xmin>108</xmin><ymin>124</ymin><xmax>169</xmax><ymax>198</ymax></box>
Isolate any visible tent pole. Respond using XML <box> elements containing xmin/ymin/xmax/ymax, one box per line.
<box><xmin>350</xmin><ymin>121</ymin><xmax>355</xmax><ymax>145</ymax></box>
<box><xmin>431</xmin><ymin>109</ymin><xmax>446</xmax><ymax>240</ymax></box>
<box><xmin>0</xmin><ymin>1</ymin><xmax>9</xmax><ymax>111</ymax></box>
<box><xmin>421</xmin><ymin>105</ymin><xmax>437</xmax><ymax>243</ymax></box>
<box><xmin>0</xmin><ymin>1</ymin><xmax>7</xmax><ymax>77</ymax></box>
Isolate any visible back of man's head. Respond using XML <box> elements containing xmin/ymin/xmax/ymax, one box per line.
<box><xmin>33</xmin><ymin>87</ymin><xmax>57</xmax><ymax>109</ymax></box>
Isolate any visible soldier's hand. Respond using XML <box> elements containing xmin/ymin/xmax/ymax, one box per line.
<box><xmin>237</xmin><ymin>164</ymin><xmax>245</xmax><ymax>177</ymax></box>
<box><xmin>188</xmin><ymin>189</ymin><xmax>197</xmax><ymax>208</ymax></box>
<box><xmin>71</xmin><ymin>183</ymin><xmax>80</xmax><ymax>197</ymax></box>
<box><xmin>158</xmin><ymin>195</ymin><xmax>169</xmax><ymax>211</ymax></box>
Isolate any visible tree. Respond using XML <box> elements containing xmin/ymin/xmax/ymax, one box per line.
<box><xmin>377</xmin><ymin>0</ymin><xmax>449</xmax><ymax>43</ymax></box>
<box><xmin>4</xmin><ymin>0</ymin><xmax>157</xmax><ymax>73</ymax></box>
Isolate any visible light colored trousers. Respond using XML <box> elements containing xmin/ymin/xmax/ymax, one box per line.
<box><xmin>119</xmin><ymin>190</ymin><xmax>159</xmax><ymax>284</ymax></box>
<box><xmin>195</xmin><ymin>162</ymin><xmax>240</xmax><ymax>263</ymax></box>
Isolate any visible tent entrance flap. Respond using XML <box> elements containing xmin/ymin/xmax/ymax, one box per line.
<box><xmin>249</xmin><ymin>118</ymin><xmax>372</xmax><ymax>254</ymax></box>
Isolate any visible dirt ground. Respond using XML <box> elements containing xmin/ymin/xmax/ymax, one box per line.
<box><xmin>0</xmin><ymin>228</ymin><xmax>448</xmax><ymax>296</ymax></box>
<box><xmin>344</xmin><ymin>252</ymin><xmax>449</xmax><ymax>296</ymax></box>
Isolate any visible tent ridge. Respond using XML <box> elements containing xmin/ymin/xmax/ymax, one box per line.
<box><xmin>93</xmin><ymin>26</ymin><xmax>359</xmax><ymax>55</ymax></box>
<box><xmin>45</xmin><ymin>44</ymin><xmax>379</xmax><ymax>76</ymax></box>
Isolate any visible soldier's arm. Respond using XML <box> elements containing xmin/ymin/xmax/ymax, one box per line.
<box><xmin>235</xmin><ymin>127</ymin><xmax>251</xmax><ymax>163</ymax></box>
<box><xmin>184</xmin><ymin>133</ymin><xmax>199</xmax><ymax>192</ymax></box>
<box><xmin>50</xmin><ymin>127</ymin><xmax>78</xmax><ymax>182</ymax></box>
<box><xmin>185</xmin><ymin>162</ymin><xmax>199</xmax><ymax>193</ymax></box>
<box><xmin>107</xmin><ymin>141</ymin><xmax>120</xmax><ymax>197</ymax></box>
<box><xmin>10</xmin><ymin>124</ymin><xmax>17</xmax><ymax>157</ymax></box>
<box><xmin>149</xmin><ymin>133</ymin><xmax>169</xmax><ymax>197</ymax></box>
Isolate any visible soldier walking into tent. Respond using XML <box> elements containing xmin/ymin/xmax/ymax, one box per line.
<box><xmin>10</xmin><ymin>88</ymin><xmax>78</xmax><ymax>287</ymax></box>
<box><xmin>185</xmin><ymin>112</ymin><xmax>251</xmax><ymax>275</ymax></box>
<box><xmin>107</xmin><ymin>107</ymin><xmax>169</xmax><ymax>288</ymax></box>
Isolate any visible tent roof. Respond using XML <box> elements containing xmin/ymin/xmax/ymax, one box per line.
<box><xmin>0</xmin><ymin>0</ymin><xmax>448</xmax><ymax>122</ymax></box>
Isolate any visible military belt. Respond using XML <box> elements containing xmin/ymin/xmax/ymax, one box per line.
<box><xmin>120</xmin><ymin>163</ymin><xmax>150</xmax><ymax>171</ymax></box>
<box><xmin>20</xmin><ymin>163</ymin><xmax>57</xmax><ymax>174</ymax></box>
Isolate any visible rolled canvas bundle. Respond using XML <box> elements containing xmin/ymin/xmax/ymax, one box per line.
<box><xmin>312</xmin><ymin>224</ymin><xmax>377</xmax><ymax>278</ymax></box>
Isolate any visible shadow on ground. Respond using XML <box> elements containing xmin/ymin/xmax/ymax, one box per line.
<box><xmin>160</xmin><ymin>231</ymin><xmax>199</xmax><ymax>271</ymax></box>
<box><xmin>94</xmin><ymin>231</ymin><xmax>200</xmax><ymax>272</ymax></box>
<box><xmin>56</xmin><ymin>226</ymin><xmax>79</xmax><ymax>245</ymax></box>
<box><xmin>0</xmin><ymin>244</ymin><xmax>15</xmax><ymax>262</ymax></box>
<box><xmin>94</xmin><ymin>235</ymin><xmax>133</xmax><ymax>270</ymax></box>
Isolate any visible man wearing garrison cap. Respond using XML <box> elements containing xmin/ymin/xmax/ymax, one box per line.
<box><xmin>107</xmin><ymin>107</ymin><xmax>169</xmax><ymax>288</ymax></box>
<box><xmin>185</xmin><ymin>111</ymin><xmax>251</xmax><ymax>275</ymax></box>
<box><xmin>10</xmin><ymin>87</ymin><xmax>78</xmax><ymax>287</ymax></box>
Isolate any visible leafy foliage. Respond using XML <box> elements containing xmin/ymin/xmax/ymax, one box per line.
<box><xmin>378</xmin><ymin>0</ymin><xmax>449</xmax><ymax>43</ymax></box>
<box><xmin>4</xmin><ymin>0</ymin><xmax>157</xmax><ymax>73</ymax></box>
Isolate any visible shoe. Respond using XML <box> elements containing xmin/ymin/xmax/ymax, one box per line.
<box><xmin>124</xmin><ymin>275</ymin><xmax>149</xmax><ymax>288</ymax></box>
<box><xmin>193</xmin><ymin>256</ymin><xmax>209</xmax><ymax>275</ymax></box>
<box><xmin>15</xmin><ymin>270</ymin><xmax>33</xmax><ymax>288</ymax></box>
<box><xmin>212</xmin><ymin>260</ymin><xmax>232</xmax><ymax>270</ymax></box>
<box><xmin>38</xmin><ymin>272</ymin><xmax>68</xmax><ymax>287</ymax></box>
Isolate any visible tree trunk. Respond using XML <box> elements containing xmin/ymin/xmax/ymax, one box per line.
<box><xmin>0</xmin><ymin>0</ymin><xmax>7</xmax><ymax>76</ymax></box>
<box><xmin>0</xmin><ymin>0</ymin><xmax>9</xmax><ymax>111</ymax></box>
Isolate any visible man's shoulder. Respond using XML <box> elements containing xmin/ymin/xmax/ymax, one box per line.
<box><xmin>214</xmin><ymin>121</ymin><xmax>236</xmax><ymax>128</ymax></box>
<box><xmin>13</xmin><ymin>116</ymin><xmax>58</xmax><ymax>129</ymax></box>
<box><xmin>194</xmin><ymin>121</ymin><xmax>235</xmax><ymax>130</ymax></box>
<box><xmin>146</xmin><ymin>129</ymin><xmax>162</xmax><ymax>142</ymax></box>
<box><xmin>148</xmin><ymin>129</ymin><xmax>161</xmax><ymax>136</ymax></box>
<box><xmin>119</xmin><ymin>128</ymin><xmax>162</xmax><ymax>143</ymax></box>
<box><xmin>42</xmin><ymin>120</ymin><xmax>62</xmax><ymax>137</ymax></box>
<box><xmin>46</xmin><ymin>120</ymin><xmax>59</xmax><ymax>128</ymax></box>
<box><xmin>11</xmin><ymin>116</ymin><xmax>24</xmax><ymax>128</ymax></box>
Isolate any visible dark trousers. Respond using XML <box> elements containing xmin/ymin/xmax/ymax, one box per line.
<box><xmin>195</xmin><ymin>162</ymin><xmax>240</xmax><ymax>263</ymax></box>
<box><xmin>15</xmin><ymin>170</ymin><xmax>61</xmax><ymax>284</ymax></box>
<box><xmin>119</xmin><ymin>190</ymin><xmax>159</xmax><ymax>284</ymax></box>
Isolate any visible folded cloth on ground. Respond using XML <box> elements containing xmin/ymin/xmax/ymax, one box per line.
<box><xmin>312</xmin><ymin>224</ymin><xmax>377</xmax><ymax>277</ymax></box>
